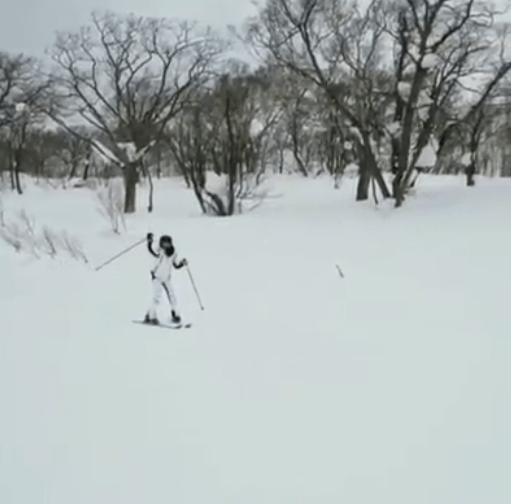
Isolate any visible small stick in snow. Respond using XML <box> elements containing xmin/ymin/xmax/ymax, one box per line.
<box><xmin>335</xmin><ymin>264</ymin><xmax>345</xmax><ymax>278</ymax></box>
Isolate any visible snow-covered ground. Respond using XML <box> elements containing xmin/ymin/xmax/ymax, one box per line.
<box><xmin>1</xmin><ymin>174</ymin><xmax>510</xmax><ymax>504</ymax></box>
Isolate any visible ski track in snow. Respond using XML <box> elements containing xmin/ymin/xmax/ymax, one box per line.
<box><xmin>1</xmin><ymin>174</ymin><xmax>510</xmax><ymax>504</ymax></box>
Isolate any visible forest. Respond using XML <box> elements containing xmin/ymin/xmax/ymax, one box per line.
<box><xmin>1</xmin><ymin>0</ymin><xmax>510</xmax><ymax>215</ymax></box>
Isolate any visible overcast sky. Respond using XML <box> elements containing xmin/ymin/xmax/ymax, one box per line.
<box><xmin>0</xmin><ymin>0</ymin><xmax>259</xmax><ymax>57</ymax></box>
<box><xmin>1</xmin><ymin>0</ymin><xmax>509</xmax><ymax>59</ymax></box>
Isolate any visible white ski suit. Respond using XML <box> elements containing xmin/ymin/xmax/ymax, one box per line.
<box><xmin>146</xmin><ymin>238</ymin><xmax>186</xmax><ymax>321</ymax></box>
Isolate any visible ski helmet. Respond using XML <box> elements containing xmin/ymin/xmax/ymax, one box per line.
<box><xmin>159</xmin><ymin>235</ymin><xmax>174</xmax><ymax>256</ymax></box>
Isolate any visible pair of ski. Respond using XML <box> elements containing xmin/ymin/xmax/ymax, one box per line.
<box><xmin>133</xmin><ymin>320</ymin><xmax>192</xmax><ymax>330</ymax></box>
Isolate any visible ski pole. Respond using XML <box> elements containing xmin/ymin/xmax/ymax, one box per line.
<box><xmin>335</xmin><ymin>264</ymin><xmax>345</xmax><ymax>278</ymax></box>
<box><xmin>95</xmin><ymin>236</ymin><xmax>146</xmax><ymax>271</ymax></box>
<box><xmin>185</xmin><ymin>264</ymin><xmax>204</xmax><ymax>311</ymax></box>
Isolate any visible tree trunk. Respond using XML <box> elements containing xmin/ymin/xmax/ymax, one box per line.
<box><xmin>9</xmin><ymin>158</ymin><xmax>15</xmax><ymax>191</ymax></box>
<box><xmin>371</xmin><ymin>176</ymin><xmax>379</xmax><ymax>205</ymax></box>
<box><xmin>123</xmin><ymin>162</ymin><xmax>138</xmax><ymax>213</ymax></box>
<box><xmin>291</xmin><ymin>130</ymin><xmax>308</xmax><ymax>177</ymax></box>
<box><xmin>395</xmin><ymin>67</ymin><xmax>428</xmax><ymax>205</ymax></box>
<box><xmin>141</xmin><ymin>160</ymin><xmax>154</xmax><ymax>212</ymax></box>
<box><xmin>188</xmin><ymin>165</ymin><xmax>208</xmax><ymax>214</ymax></box>
<box><xmin>466</xmin><ymin>162</ymin><xmax>476</xmax><ymax>186</ymax></box>
<box><xmin>82</xmin><ymin>159</ymin><xmax>90</xmax><ymax>180</ymax></box>
<box><xmin>181</xmin><ymin>163</ymin><xmax>191</xmax><ymax>188</ymax></box>
<box><xmin>14</xmin><ymin>148</ymin><xmax>23</xmax><ymax>195</ymax></box>
<box><xmin>369</xmin><ymin>156</ymin><xmax>390</xmax><ymax>199</ymax></box>
<box><xmin>225</xmin><ymin>94</ymin><xmax>238</xmax><ymax>216</ymax></box>
<box><xmin>9</xmin><ymin>166</ymin><xmax>15</xmax><ymax>191</ymax></box>
<box><xmin>356</xmin><ymin>162</ymin><xmax>370</xmax><ymax>200</ymax></box>
<box><xmin>356</xmin><ymin>134</ymin><xmax>390</xmax><ymax>202</ymax></box>
<box><xmin>393</xmin><ymin>171</ymin><xmax>404</xmax><ymax>207</ymax></box>
<box><xmin>68</xmin><ymin>157</ymin><xmax>79</xmax><ymax>179</ymax></box>
<box><xmin>227</xmin><ymin>159</ymin><xmax>237</xmax><ymax>216</ymax></box>
<box><xmin>278</xmin><ymin>143</ymin><xmax>284</xmax><ymax>174</ymax></box>
<box><xmin>390</xmin><ymin>136</ymin><xmax>404</xmax><ymax>205</ymax></box>
<box><xmin>207</xmin><ymin>190</ymin><xmax>228</xmax><ymax>216</ymax></box>
<box><xmin>8</xmin><ymin>143</ymin><xmax>15</xmax><ymax>191</ymax></box>
<box><xmin>156</xmin><ymin>143</ymin><xmax>162</xmax><ymax>179</ymax></box>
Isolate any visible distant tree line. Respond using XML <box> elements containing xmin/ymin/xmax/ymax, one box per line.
<box><xmin>0</xmin><ymin>0</ymin><xmax>510</xmax><ymax>214</ymax></box>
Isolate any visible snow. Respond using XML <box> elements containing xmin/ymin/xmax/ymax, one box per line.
<box><xmin>461</xmin><ymin>152</ymin><xmax>472</xmax><ymax>166</ymax></box>
<box><xmin>14</xmin><ymin>102</ymin><xmax>27</xmax><ymax>114</ymax></box>
<box><xmin>416</xmin><ymin>144</ymin><xmax>437</xmax><ymax>168</ymax></box>
<box><xmin>203</xmin><ymin>171</ymin><xmax>230</xmax><ymax>209</ymax></box>
<box><xmin>250</xmin><ymin>118</ymin><xmax>264</xmax><ymax>136</ymax></box>
<box><xmin>117</xmin><ymin>142</ymin><xmax>138</xmax><ymax>161</ymax></box>
<box><xmin>421</xmin><ymin>53</ymin><xmax>440</xmax><ymax>70</ymax></box>
<box><xmin>344</xmin><ymin>162</ymin><xmax>359</xmax><ymax>177</ymax></box>
<box><xmin>417</xmin><ymin>90</ymin><xmax>434</xmax><ymax>108</ymax></box>
<box><xmin>1</xmin><ymin>174</ymin><xmax>511</xmax><ymax>504</ymax></box>
<box><xmin>349</xmin><ymin>126</ymin><xmax>363</xmax><ymax>143</ymax></box>
<box><xmin>397</xmin><ymin>81</ymin><xmax>412</xmax><ymax>101</ymax></box>
<box><xmin>92</xmin><ymin>140</ymin><xmax>118</xmax><ymax>165</ymax></box>
<box><xmin>387</xmin><ymin>121</ymin><xmax>401</xmax><ymax>136</ymax></box>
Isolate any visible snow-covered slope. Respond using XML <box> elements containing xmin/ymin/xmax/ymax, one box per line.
<box><xmin>1</xmin><ymin>175</ymin><xmax>510</xmax><ymax>504</ymax></box>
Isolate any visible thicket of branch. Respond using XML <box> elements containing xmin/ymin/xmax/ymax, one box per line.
<box><xmin>95</xmin><ymin>178</ymin><xmax>126</xmax><ymax>234</ymax></box>
<box><xmin>0</xmin><ymin>209</ymin><xmax>88</xmax><ymax>263</ymax></box>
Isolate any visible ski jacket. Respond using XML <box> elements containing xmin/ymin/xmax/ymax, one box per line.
<box><xmin>148</xmin><ymin>241</ymin><xmax>185</xmax><ymax>281</ymax></box>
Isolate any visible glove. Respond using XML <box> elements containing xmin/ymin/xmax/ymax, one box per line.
<box><xmin>175</xmin><ymin>258</ymin><xmax>188</xmax><ymax>269</ymax></box>
<box><xmin>147</xmin><ymin>232</ymin><xmax>154</xmax><ymax>243</ymax></box>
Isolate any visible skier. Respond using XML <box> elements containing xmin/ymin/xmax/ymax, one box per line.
<box><xmin>144</xmin><ymin>232</ymin><xmax>187</xmax><ymax>325</ymax></box>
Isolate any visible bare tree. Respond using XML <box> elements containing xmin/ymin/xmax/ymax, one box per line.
<box><xmin>0</xmin><ymin>53</ymin><xmax>51</xmax><ymax>193</ymax></box>
<box><xmin>385</xmin><ymin>0</ymin><xmax>511</xmax><ymax>204</ymax></box>
<box><xmin>55</xmin><ymin>129</ymin><xmax>92</xmax><ymax>180</ymax></box>
<box><xmin>276</xmin><ymin>71</ymin><xmax>318</xmax><ymax>177</ymax></box>
<box><xmin>433</xmin><ymin>19</ymin><xmax>511</xmax><ymax>187</ymax></box>
<box><xmin>167</xmin><ymin>66</ymin><xmax>281</xmax><ymax>215</ymax></box>
<box><xmin>247</xmin><ymin>0</ymin><xmax>392</xmax><ymax>201</ymax></box>
<box><xmin>50</xmin><ymin>11</ymin><xmax>227</xmax><ymax>213</ymax></box>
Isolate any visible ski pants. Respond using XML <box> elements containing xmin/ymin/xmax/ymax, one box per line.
<box><xmin>147</xmin><ymin>276</ymin><xmax>180</xmax><ymax>319</ymax></box>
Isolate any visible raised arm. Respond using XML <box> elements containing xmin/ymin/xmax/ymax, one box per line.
<box><xmin>147</xmin><ymin>233</ymin><xmax>159</xmax><ymax>258</ymax></box>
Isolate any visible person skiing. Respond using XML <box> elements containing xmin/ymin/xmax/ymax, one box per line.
<box><xmin>144</xmin><ymin>232</ymin><xmax>187</xmax><ymax>325</ymax></box>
